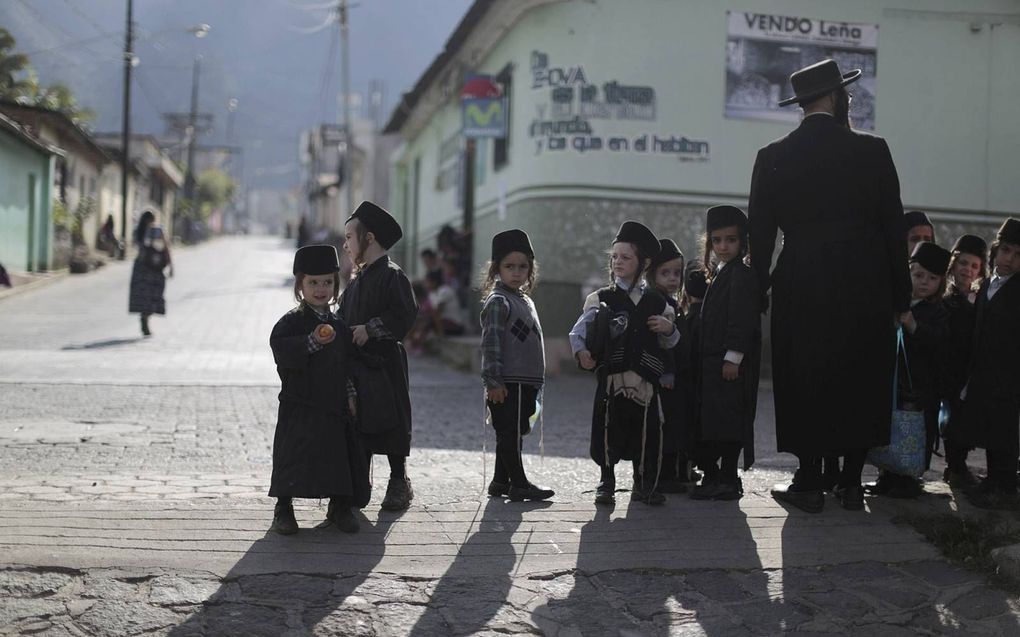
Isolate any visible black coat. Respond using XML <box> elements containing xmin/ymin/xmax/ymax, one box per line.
<box><xmin>659</xmin><ymin>296</ymin><xmax>695</xmax><ymax>454</ymax></box>
<box><xmin>338</xmin><ymin>255</ymin><xmax>419</xmax><ymax>456</ymax></box>
<box><xmin>968</xmin><ymin>275</ymin><xmax>1020</xmax><ymax>401</ymax></box>
<box><xmin>268</xmin><ymin>306</ymin><xmax>369</xmax><ymax>503</ymax></box>
<box><xmin>748</xmin><ymin>114</ymin><xmax>912</xmax><ymax>455</ymax></box>
<box><xmin>898</xmin><ymin>300</ymin><xmax>949</xmax><ymax>410</ymax></box>
<box><xmin>697</xmin><ymin>261</ymin><xmax>760</xmax><ymax>469</ymax></box>
<box><xmin>939</xmin><ymin>289</ymin><xmax>976</xmax><ymax>401</ymax></box>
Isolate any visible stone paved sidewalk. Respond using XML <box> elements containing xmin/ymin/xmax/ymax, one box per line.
<box><xmin>2</xmin><ymin>236</ymin><xmax>1018</xmax><ymax>636</ymax></box>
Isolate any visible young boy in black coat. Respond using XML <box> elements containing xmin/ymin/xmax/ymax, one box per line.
<box><xmin>963</xmin><ymin>218</ymin><xmax>1020</xmax><ymax>509</ymax></box>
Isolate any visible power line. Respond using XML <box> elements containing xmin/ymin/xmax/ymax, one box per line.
<box><xmin>317</xmin><ymin>14</ymin><xmax>339</xmax><ymax>124</ymax></box>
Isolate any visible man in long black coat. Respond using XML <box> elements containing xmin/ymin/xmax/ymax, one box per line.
<box><xmin>748</xmin><ymin>59</ymin><xmax>912</xmax><ymax>513</ymax></box>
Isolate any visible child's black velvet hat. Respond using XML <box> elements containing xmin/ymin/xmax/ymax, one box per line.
<box><xmin>903</xmin><ymin>210</ymin><xmax>934</xmax><ymax>232</ymax></box>
<box><xmin>293</xmin><ymin>244</ymin><xmax>340</xmax><ymax>276</ymax></box>
<box><xmin>996</xmin><ymin>218</ymin><xmax>1020</xmax><ymax>245</ymax></box>
<box><xmin>650</xmin><ymin>239</ymin><xmax>684</xmax><ymax>270</ymax></box>
<box><xmin>951</xmin><ymin>234</ymin><xmax>988</xmax><ymax>260</ymax></box>
<box><xmin>346</xmin><ymin>201</ymin><xmax>403</xmax><ymax>249</ymax></box>
<box><xmin>491</xmin><ymin>229</ymin><xmax>534</xmax><ymax>263</ymax></box>
<box><xmin>613</xmin><ymin>221</ymin><xmax>660</xmax><ymax>258</ymax></box>
<box><xmin>910</xmin><ymin>241</ymin><xmax>951</xmax><ymax>276</ymax></box>
<box><xmin>706</xmin><ymin>205</ymin><xmax>747</xmax><ymax>233</ymax></box>
<box><xmin>685</xmin><ymin>263</ymin><xmax>708</xmax><ymax>299</ymax></box>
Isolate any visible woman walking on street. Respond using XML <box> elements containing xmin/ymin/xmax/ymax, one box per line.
<box><xmin>128</xmin><ymin>210</ymin><xmax>172</xmax><ymax>336</ymax></box>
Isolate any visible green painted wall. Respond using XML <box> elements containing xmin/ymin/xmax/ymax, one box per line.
<box><xmin>0</xmin><ymin>129</ymin><xmax>55</xmax><ymax>271</ymax></box>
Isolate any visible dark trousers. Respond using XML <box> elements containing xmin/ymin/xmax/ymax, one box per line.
<box><xmin>974</xmin><ymin>398</ymin><xmax>1020</xmax><ymax>492</ymax></box>
<box><xmin>488</xmin><ymin>383</ymin><xmax>538</xmax><ymax>488</ymax></box>
<box><xmin>794</xmin><ymin>451</ymin><xmax>867</xmax><ymax>490</ymax></box>
<box><xmin>943</xmin><ymin>398</ymin><xmax>971</xmax><ymax>473</ymax></box>
<box><xmin>697</xmin><ymin>441</ymin><xmax>742</xmax><ymax>484</ymax></box>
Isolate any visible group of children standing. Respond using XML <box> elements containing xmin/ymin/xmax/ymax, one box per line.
<box><xmin>267</xmin><ymin>197</ymin><xmax>1020</xmax><ymax>535</ymax></box>
<box><xmin>868</xmin><ymin>212</ymin><xmax>1020</xmax><ymax>510</ymax></box>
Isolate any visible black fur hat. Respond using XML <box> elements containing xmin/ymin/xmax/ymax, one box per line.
<box><xmin>650</xmin><ymin>239</ymin><xmax>684</xmax><ymax>270</ymax></box>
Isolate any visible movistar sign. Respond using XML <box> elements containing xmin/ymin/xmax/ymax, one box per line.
<box><xmin>462</xmin><ymin>97</ymin><xmax>507</xmax><ymax>138</ymax></box>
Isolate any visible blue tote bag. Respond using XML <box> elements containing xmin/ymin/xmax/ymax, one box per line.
<box><xmin>866</xmin><ymin>327</ymin><xmax>927</xmax><ymax>477</ymax></box>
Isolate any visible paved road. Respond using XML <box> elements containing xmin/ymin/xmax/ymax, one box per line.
<box><xmin>1</xmin><ymin>236</ymin><xmax>1016</xmax><ymax>636</ymax></box>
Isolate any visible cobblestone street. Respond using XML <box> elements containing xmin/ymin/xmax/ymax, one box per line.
<box><xmin>1</xmin><ymin>237</ymin><xmax>1017</xmax><ymax>636</ymax></box>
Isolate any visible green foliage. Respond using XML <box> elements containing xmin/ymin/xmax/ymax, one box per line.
<box><xmin>52</xmin><ymin>198</ymin><xmax>70</xmax><ymax>231</ymax></box>
<box><xmin>70</xmin><ymin>196</ymin><xmax>97</xmax><ymax>246</ymax></box>
<box><xmin>0</xmin><ymin>29</ymin><xmax>94</xmax><ymax>125</ymax></box>
<box><xmin>197</xmin><ymin>168</ymin><xmax>237</xmax><ymax>211</ymax></box>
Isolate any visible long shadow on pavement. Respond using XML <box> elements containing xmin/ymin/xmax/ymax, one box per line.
<box><xmin>406</xmin><ymin>497</ymin><xmax>552</xmax><ymax>636</ymax></box>
<box><xmin>165</xmin><ymin>510</ymin><xmax>385</xmax><ymax>637</ymax></box>
<box><xmin>532</xmin><ymin>495</ymin><xmax>772</xmax><ymax>635</ymax></box>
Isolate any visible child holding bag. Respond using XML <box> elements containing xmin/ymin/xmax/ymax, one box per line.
<box><xmin>480</xmin><ymin>229</ymin><xmax>554</xmax><ymax>502</ymax></box>
<box><xmin>569</xmin><ymin>221</ymin><xmax>679</xmax><ymax>506</ymax></box>
<box><xmin>866</xmin><ymin>241</ymin><xmax>950</xmax><ymax>499</ymax></box>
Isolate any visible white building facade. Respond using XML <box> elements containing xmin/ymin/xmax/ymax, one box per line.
<box><xmin>386</xmin><ymin>0</ymin><xmax>1020</xmax><ymax>336</ymax></box>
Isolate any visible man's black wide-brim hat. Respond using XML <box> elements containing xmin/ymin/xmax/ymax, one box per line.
<box><xmin>294</xmin><ymin>244</ymin><xmax>340</xmax><ymax>276</ymax></box>
<box><xmin>779</xmin><ymin>58</ymin><xmax>861</xmax><ymax>107</ymax></box>
<box><xmin>997</xmin><ymin>218</ymin><xmax>1020</xmax><ymax>245</ymax></box>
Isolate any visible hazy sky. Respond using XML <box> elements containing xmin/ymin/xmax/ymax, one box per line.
<box><xmin>1</xmin><ymin>0</ymin><xmax>473</xmax><ymax>191</ymax></box>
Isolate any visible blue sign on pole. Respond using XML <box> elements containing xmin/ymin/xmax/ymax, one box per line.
<box><xmin>462</xmin><ymin>97</ymin><xmax>507</xmax><ymax>138</ymax></box>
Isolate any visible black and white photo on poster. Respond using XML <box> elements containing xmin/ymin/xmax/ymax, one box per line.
<box><xmin>724</xmin><ymin>12</ymin><xmax>879</xmax><ymax>130</ymax></box>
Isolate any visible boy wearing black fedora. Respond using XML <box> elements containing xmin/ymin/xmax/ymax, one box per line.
<box><xmin>340</xmin><ymin>201</ymin><xmax>419</xmax><ymax>511</ymax></box>
<box><xmin>962</xmin><ymin>218</ymin><xmax>1020</xmax><ymax>509</ymax></box>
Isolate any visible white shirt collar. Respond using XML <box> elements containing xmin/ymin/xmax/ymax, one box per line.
<box><xmin>615</xmin><ymin>277</ymin><xmax>646</xmax><ymax>292</ymax></box>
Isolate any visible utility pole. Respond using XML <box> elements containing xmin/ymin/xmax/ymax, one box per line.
<box><xmin>339</xmin><ymin>0</ymin><xmax>354</xmax><ymax>219</ymax></box>
<box><xmin>119</xmin><ymin>0</ymin><xmax>134</xmax><ymax>257</ymax></box>
<box><xmin>183</xmin><ymin>55</ymin><xmax>202</xmax><ymax>225</ymax></box>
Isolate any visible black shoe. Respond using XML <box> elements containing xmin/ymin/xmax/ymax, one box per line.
<box><xmin>943</xmin><ymin>468</ymin><xmax>978</xmax><ymax>489</ymax></box>
<box><xmin>656</xmin><ymin>478</ymin><xmax>689</xmax><ymax>494</ymax></box>
<box><xmin>594</xmin><ymin>479</ymin><xmax>616</xmax><ymax>505</ymax></box>
<box><xmin>691</xmin><ymin>479</ymin><xmax>742</xmax><ymax>501</ymax></box>
<box><xmin>381</xmin><ymin>476</ymin><xmax>413</xmax><ymax>511</ymax></box>
<box><xmin>887</xmin><ymin>477</ymin><xmax>924</xmax><ymax>499</ymax></box>
<box><xmin>835</xmin><ymin>485</ymin><xmax>865</xmax><ymax>511</ymax></box>
<box><xmin>863</xmin><ymin>473</ymin><xmax>894</xmax><ymax>495</ymax></box>
<box><xmin>771</xmin><ymin>484</ymin><xmax>824</xmax><ymax>513</ymax></box>
<box><xmin>271</xmin><ymin>502</ymin><xmax>298</xmax><ymax>535</ymax></box>
<box><xmin>487</xmin><ymin>480</ymin><xmax>510</xmax><ymax>498</ymax></box>
<box><xmin>821</xmin><ymin>473</ymin><xmax>840</xmax><ymax>493</ymax></box>
<box><xmin>631</xmin><ymin>483</ymin><xmax>666</xmax><ymax>505</ymax></box>
<box><xmin>332</xmin><ymin>506</ymin><xmax>360</xmax><ymax>533</ymax></box>
<box><xmin>508</xmin><ymin>482</ymin><xmax>554</xmax><ymax>502</ymax></box>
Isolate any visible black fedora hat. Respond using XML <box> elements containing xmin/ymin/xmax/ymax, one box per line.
<box><xmin>491</xmin><ymin>229</ymin><xmax>534</xmax><ymax>263</ymax></box>
<box><xmin>614</xmin><ymin>221</ymin><xmax>660</xmax><ymax>259</ymax></box>
<box><xmin>346</xmin><ymin>201</ymin><xmax>403</xmax><ymax>249</ymax></box>
<box><xmin>293</xmin><ymin>244</ymin><xmax>340</xmax><ymax>276</ymax></box>
<box><xmin>650</xmin><ymin>238</ymin><xmax>684</xmax><ymax>270</ymax></box>
<box><xmin>997</xmin><ymin>217</ymin><xmax>1020</xmax><ymax>245</ymax></box>
<box><xmin>951</xmin><ymin>234</ymin><xmax>988</xmax><ymax>260</ymax></box>
<box><xmin>910</xmin><ymin>241</ymin><xmax>951</xmax><ymax>276</ymax></box>
<box><xmin>778</xmin><ymin>59</ymin><xmax>862</xmax><ymax>107</ymax></box>
<box><xmin>706</xmin><ymin>205</ymin><xmax>748</xmax><ymax>233</ymax></box>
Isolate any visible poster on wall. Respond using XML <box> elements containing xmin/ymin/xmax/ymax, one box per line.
<box><xmin>724</xmin><ymin>11</ymin><xmax>879</xmax><ymax>130</ymax></box>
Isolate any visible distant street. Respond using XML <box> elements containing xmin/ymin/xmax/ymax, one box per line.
<box><xmin>1</xmin><ymin>236</ymin><xmax>1016</xmax><ymax>636</ymax></box>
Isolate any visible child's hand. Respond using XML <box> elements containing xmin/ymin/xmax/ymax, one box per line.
<box><xmin>722</xmin><ymin>361</ymin><xmax>740</xmax><ymax>381</ymax></box>
<box><xmin>577</xmin><ymin>350</ymin><xmax>596</xmax><ymax>370</ymax></box>
<box><xmin>647</xmin><ymin>315</ymin><xmax>674</xmax><ymax>334</ymax></box>
<box><xmin>487</xmin><ymin>386</ymin><xmax>508</xmax><ymax>404</ymax></box>
<box><xmin>312</xmin><ymin>324</ymin><xmax>336</xmax><ymax>345</ymax></box>
<box><xmin>351</xmin><ymin>325</ymin><xmax>369</xmax><ymax>346</ymax></box>
<box><xmin>348</xmin><ymin>397</ymin><xmax>357</xmax><ymax>419</ymax></box>
<box><xmin>899</xmin><ymin>311</ymin><xmax>916</xmax><ymax>333</ymax></box>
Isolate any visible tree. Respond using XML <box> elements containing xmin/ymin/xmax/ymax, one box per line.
<box><xmin>0</xmin><ymin>29</ymin><xmax>94</xmax><ymax>125</ymax></box>
<box><xmin>0</xmin><ymin>28</ymin><xmax>31</xmax><ymax>98</ymax></box>
<box><xmin>196</xmin><ymin>168</ymin><xmax>237</xmax><ymax>217</ymax></box>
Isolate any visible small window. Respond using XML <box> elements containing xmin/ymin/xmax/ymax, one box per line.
<box><xmin>493</xmin><ymin>63</ymin><xmax>512</xmax><ymax>171</ymax></box>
